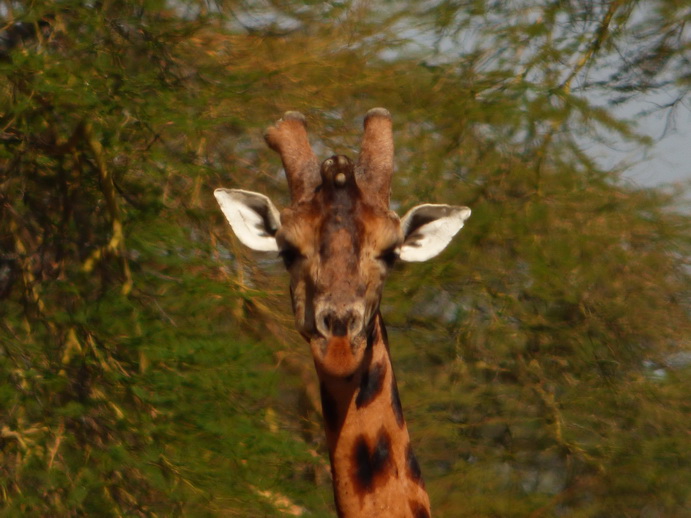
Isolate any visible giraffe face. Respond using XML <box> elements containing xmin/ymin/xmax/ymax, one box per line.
<box><xmin>276</xmin><ymin>156</ymin><xmax>403</xmax><ymax>377</ymax></box>
<box><xmin>214</xmin><ymin>109</ymin><xmax>470</xmax><ymax>379</ymax></box>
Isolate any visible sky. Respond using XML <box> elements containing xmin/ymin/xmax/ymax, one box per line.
<box><xmin>614</xmin><ymin>98</ymin><xmax>691</xmax><ymax>190</ymax></box>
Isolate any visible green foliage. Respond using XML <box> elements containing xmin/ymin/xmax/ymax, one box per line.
<box><xmin>1</xmin><ymin>0</ymin><xmax>689</xmax><ymax>516</ymax></box>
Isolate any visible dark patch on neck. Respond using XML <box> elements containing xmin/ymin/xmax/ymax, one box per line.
<box><xmin>406</xmin><ymin>443</ymin><xmax>424</xmax><ymax>487</ymax></box>
<box><xmin>351</xmin><ymin>428</ymin><xmax>392</xmax><ymax>493</ymax></box>
<box><xmin>409</xmin><ymin>500</ymin><xmax>431</xmax><ymax>518</ymax></box>
<box><xmin>320</xmin><ymin>382</ymin><xmax>339</xmax><ymax>431</ymax></box>
<box><xmin>366</xmin><ymin>322</ymin><xmax>376</xmax><ymax>350</ymax></box>
<box><xmin>334</xmin><ymin>490</ymin><xmax>345</xmax><ymax>518</ymax></box>
<box><xmin>391</xmin><ymin>374</ymin><xmax>405</xmax><ymax>428</ymax></box>
<box><xmin>355</xmin><ymin>361</ymin><xmax>387</xmax><ymax>409</ymax></box>
<box><xmin>379</xmin><ymin>314</ymin><xmax>389</xmax><ymax>346</ymax></box>
<box><xmin>366</xmin><ymin>312</ymin><xmax>386</xmax><ymax>351</ymax></box>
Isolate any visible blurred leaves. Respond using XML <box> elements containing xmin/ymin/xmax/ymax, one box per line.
<box><xmin>1</xmin><ymin>0</ymin><xmax>689</xmax><ymax>516</ymax></box>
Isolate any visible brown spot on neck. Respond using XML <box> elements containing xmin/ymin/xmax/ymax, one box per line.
<box><xmin>351</xmin><ymin>427</ymin><xmax>393</xmax><ymax>494</ymax></box>
<box><xmin>355</xmin><ymin>361</ymin><xmax>387</xmax><ymax>409</ymax></box>
<box><xmin>409</xmin><ymin>500</ymin><xmax>432</xmax><ymax>518</ymax></box>
<box><xmin>391</xmin><ymin>373</ymin><xmax>405</xmax><ymax>428</ymax></box>
<box><xmin>406</xmin><ymin>442</ymin><xmax>425</xmax><ymax>487</ymax></box>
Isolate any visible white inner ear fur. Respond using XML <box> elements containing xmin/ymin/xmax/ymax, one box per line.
<box><xmin>398</xmin><ymin>204</ymin><xmax>471</xmax><ymax>262</ymax></box>
<box><xmin>214</xmin><ymin>188</ymin><xmax>281</xmax><ymax>252</ymax></box>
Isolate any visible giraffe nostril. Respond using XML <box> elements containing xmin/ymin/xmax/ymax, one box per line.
<box><xmin>318</xmin><ymin>312</ymin><xmax>348</xmax><ymax>337</ymax></box>
<box><xmin>348</xmin><ymin>311</ymin><xmax>363</xmax><ymax>335</ymax></box>
<box><xmin>317</xmin><ymin>308</ymin><xmax>365</xmax><ymax>338</ymax></box>
<box><xmin>322</xmin><ymin>315</ymin><xmax>332</xmax><ymax>335</ymax></box>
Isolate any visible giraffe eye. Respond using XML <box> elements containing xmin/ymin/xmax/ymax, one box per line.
<box><xmin>279</xmin><ymin>245</ymin><xmax>302</xmax><ymax>269</ymax></box>
<box><xmin>378</xmin><ymin>247</ymin><xmax>399</xmax><ymax>267</ymax></box>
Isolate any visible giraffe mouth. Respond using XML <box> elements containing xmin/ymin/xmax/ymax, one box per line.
<box><xmin>310</xmin><ymin>333</ymin><xmax>368</xmax><ymax>378</ymax></box>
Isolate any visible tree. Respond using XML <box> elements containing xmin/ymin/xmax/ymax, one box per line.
<box><xmin>1</xmin><ymin>1</ymin><xmax>689</xmax><ymax>516</ymax></box>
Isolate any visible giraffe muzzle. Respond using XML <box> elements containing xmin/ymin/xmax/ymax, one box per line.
<box><xmin>311</xmin><ymin>305</ymin><xmax>367</xmax><ymax>377</ymax></box>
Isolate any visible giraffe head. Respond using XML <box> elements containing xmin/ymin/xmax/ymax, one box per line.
<box><xmin>215</xmin><ymin>109</ymin><xmax>470</xmax><ymax>378</ymax></box>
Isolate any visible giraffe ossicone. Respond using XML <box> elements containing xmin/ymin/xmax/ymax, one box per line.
<box><xmin>215</xmin><ymin>109</ymin><xmax>470</xmax><ymax>517</ymax></box>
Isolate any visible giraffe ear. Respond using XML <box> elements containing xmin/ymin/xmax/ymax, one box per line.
<box><xmin>399</xmin><ymin>204</ymin><xmax>471</xmax><ymax>262</ymax></box>
<box><xmin>214</xmin><ymin>188</ymin><xmax>281</xmax><ymax>252</ymax></box>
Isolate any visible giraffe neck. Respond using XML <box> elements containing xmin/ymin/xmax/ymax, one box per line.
<box><xmin>317</xmin><ymin>312</ymin><xmax>431</xmax><ymax>518</ymax></box>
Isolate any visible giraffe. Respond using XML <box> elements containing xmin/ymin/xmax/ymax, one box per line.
<box><xmin>214</xmin><ymin>109</ymin><xmax>470</xmax><ymax>517</ymax></box>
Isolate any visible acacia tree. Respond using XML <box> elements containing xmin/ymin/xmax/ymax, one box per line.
<box><xmin>0</xmin><ymin>2</ymin><xmax>328</xmax><ymax>515</ymax></box>
<box><xmin>1</xmin><ymin>0</ymin><xmax>689</xmax><ymax>516</ymax></box>
<box><xmin>382</xmin><ymin>2</ymin><xmax>691</xmax><ymax>516</ymax></box>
